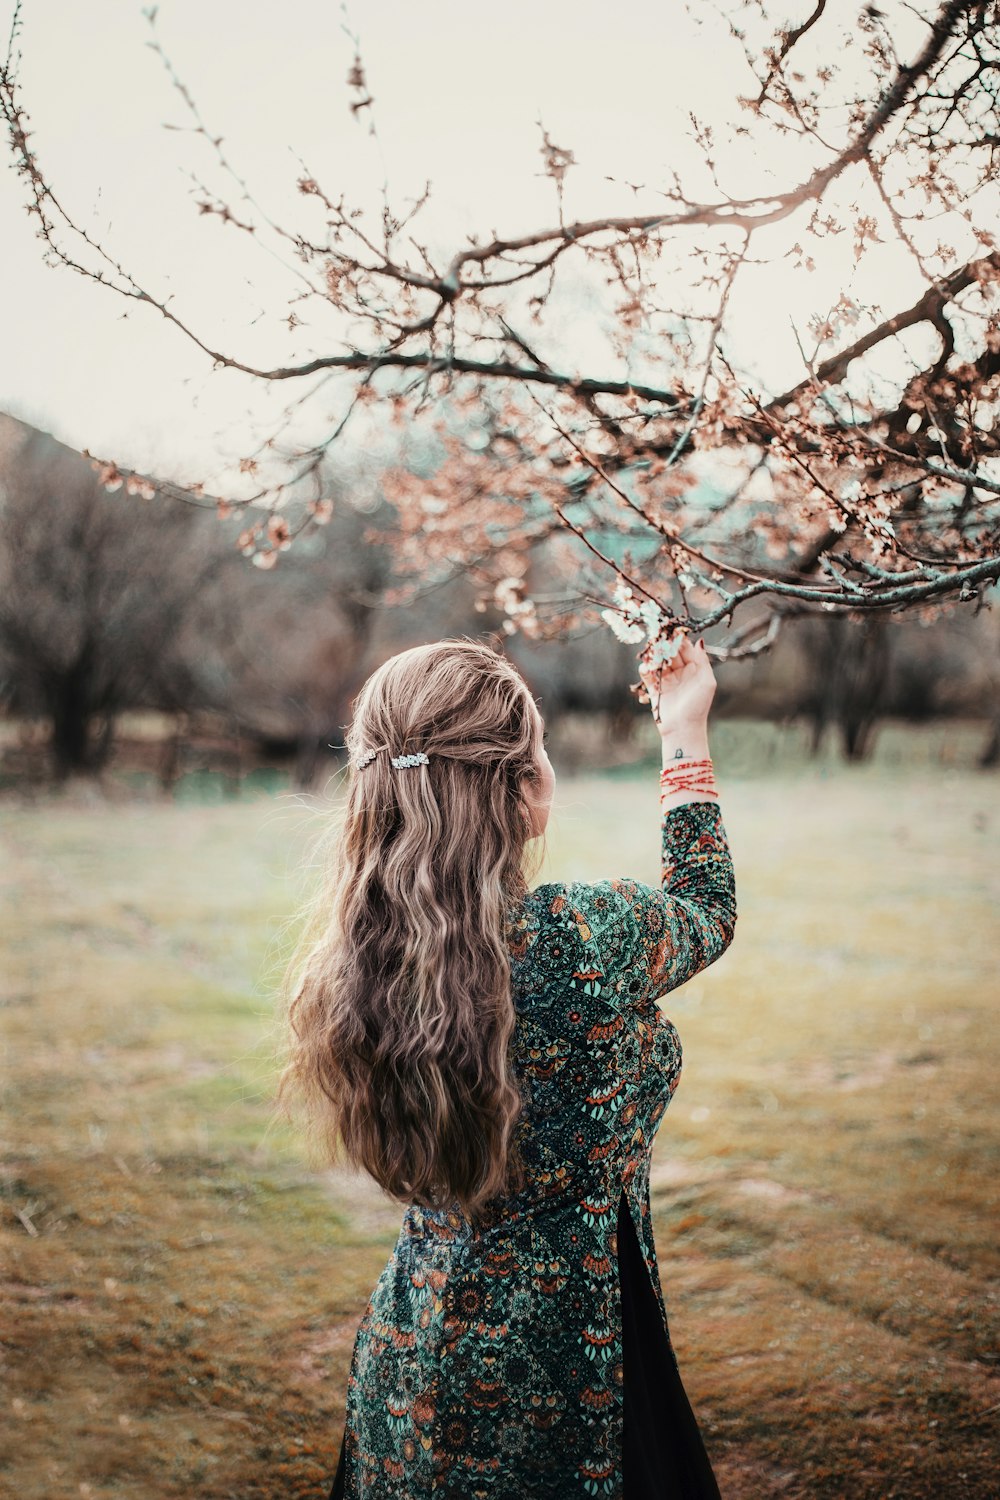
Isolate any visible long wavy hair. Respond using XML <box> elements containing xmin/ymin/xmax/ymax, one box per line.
<box><xmin>280</xmin><ymin>639</ymin><xmax>544</xmax><ymax>1220</ymax></box>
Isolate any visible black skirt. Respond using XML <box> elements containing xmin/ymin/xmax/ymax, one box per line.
<box><xmin>617</xmin><ymin>1186</ymin><xmax>721</xmax><ymax>1497</ymax></box>
<box><xmin>329</xmin><ymin>1189</ymin><xmax>721</xmax><ymax>1498</ymax></box>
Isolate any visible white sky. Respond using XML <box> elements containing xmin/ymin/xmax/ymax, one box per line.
<box><xmin>0</xmin><ymin>0</ymin><xmax>971</xmax><ymax>489</ymax></box>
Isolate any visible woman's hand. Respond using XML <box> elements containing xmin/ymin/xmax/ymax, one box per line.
<box><xmin>638</xmin><ymin>633</ymin><xmax>716</xmax><ymax>735</ymax></box>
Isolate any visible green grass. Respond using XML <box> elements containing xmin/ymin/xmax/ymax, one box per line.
<box><xmin>1</xmin><ymin>723</ymin><xmax>997</xmax><ymax>1498</ymax></box>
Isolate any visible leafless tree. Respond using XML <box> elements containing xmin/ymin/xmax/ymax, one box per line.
<box><xmin>0</xmin><ymin>428</ymin><xmax>216</xmax><ymax>775</ymax></box>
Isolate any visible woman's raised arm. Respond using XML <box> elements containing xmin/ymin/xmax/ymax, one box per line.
<box><xmin>569</xmin><ymin>634</ymin><xmax>737</xmax><ymax>1012</ymax></box>
<box><xmin>644</xmin><ymin>634</ymin><xmax>736</xmax><ymax>990</ymax></box>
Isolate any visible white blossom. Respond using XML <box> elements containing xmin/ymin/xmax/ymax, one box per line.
<box><xmin>644</xmin><ymin>631</ymin><xmax>686</xmax><ymax>666</ymax></box>
<box><xmin>600</xmin><ymin>608</ymin><xmax>645</xmax><ymax>643</ymax></box>
<box><xmin>638</xmin><ymin>599</ymin><xmax>663</xmax><ymax>636</ymax></box>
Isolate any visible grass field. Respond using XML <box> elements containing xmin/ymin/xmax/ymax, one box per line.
<box><xmin>2</xmin><ymin>721</ymin><xmax>998</xmax><ymax>1499</ymax></box>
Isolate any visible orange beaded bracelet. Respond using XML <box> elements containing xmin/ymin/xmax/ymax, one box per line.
<box><xmin>659</xmin><ymin>757</ymin><xmax>719</xmax><ymax>799</ymax></box>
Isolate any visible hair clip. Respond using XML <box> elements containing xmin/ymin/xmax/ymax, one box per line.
<box><xmin>390</xmin><ymin>752</ymin><xmax>429</xmax><ymax>769</ymax></box>
<box><xmin>354</xmin><ymin>748</ymin><xmax>378</xmax><ymax>770</ymax></box>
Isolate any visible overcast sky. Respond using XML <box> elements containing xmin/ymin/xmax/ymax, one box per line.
<box><xmin>0</xmin><ymin>1</ymin><xmax>956</xmax><ymax>489</ymax></box>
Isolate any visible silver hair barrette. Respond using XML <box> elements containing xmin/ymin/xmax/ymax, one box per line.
<box><xmin>354</xmin><ymin>747</ymin><xmax>430</xmax><ymax>770</ymax></box>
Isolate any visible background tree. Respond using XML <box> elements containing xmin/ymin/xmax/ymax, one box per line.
<box><xmin>0</xmin><ymin>418</ymin><xmax>407</xmax><ymax>783</ymax></box>
<box><xmin>0</xmin><ymin>425</ymin><xmax>215</xmax><ymax>776</ymax></box>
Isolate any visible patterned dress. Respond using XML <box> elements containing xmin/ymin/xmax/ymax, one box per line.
<box><xmin>329</xmin><ymin>794</ymin><xmax>737</xmax><ymax>1499</ymax></box>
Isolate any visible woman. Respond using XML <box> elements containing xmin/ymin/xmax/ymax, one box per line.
<box><xmin>282</xmin><ymin>633</ymin><xmax>737</xmax><ymax>1499</ymax></box>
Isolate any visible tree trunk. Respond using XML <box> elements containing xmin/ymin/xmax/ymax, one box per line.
<box><xmin>294</xmin><ymin>730</ymin><xmax>328</xmax><ymax>789</ymax></box>
<box><xmin>159</xmin><ymin>712</ymin><xmax>190</xmax><ymax>792</ymax></box>
<box><xmin>49</xmin><ymin>685</ymin><xmax>112</xmax><ymax>776</ymax></box>
<box><xmin>800</xmin><ymin>616</ymin><xmax>891</xmax><ymax>762</ymax></box>
<box><xmin>44</xmin><ymin>649</ymin><xmax>114</xmax><ymax>777</ymax></box>
<box><xmin>979</xmin><ymin>714</ymin><xmax>1000</xmax><ymax>768</ymax></box>
<box><xmin>836</xmin><ymin>618</ymin><xmax>891</xmax><ymax>761</ymax></box>
<box><xmin>808</xmin><ymin>704</ymin><xmax>827</xmax><ymax>756</ymax></box>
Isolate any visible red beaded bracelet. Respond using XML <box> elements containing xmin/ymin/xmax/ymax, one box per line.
<box><xmin>659</xmin><ymin>756</ymin><xmax>719</xmax><ymax>799</ymax></box>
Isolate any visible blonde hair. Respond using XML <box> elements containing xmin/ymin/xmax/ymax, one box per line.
<box><xmin>280</xmin><ymin>639</ymin><xmax>544</xmax><ymax>1220</ymax></box>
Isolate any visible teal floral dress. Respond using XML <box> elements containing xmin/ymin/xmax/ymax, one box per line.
<box><xmin>329</xmin><ymin>793</ymin><xmax>737</xmax><ymax>1499</ymax></box>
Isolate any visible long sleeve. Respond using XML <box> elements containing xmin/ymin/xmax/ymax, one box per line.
<box><xmin>653</xmin><ymin>798</ymin><xmax>737</xmax><ymax>994</ymax></box>
<box><xmin>566</xmin><ymin>791</ymin><xmax>737</xmax><ymax>1015</ymax></box>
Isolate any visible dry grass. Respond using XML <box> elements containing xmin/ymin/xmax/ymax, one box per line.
<box><xmin>1</xmin><ymin>723</ymin><xmax>997</xmax><ymax>1498</ymax></box>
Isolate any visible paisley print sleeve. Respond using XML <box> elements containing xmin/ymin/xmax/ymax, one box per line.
<box><xmin>569</xmin><ymin>796</ymin><xmax>737</xmax><ymax>1014</ymax></box>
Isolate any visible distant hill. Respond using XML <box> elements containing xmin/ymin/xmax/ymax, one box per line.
<box><xmin>0</xmin><ymin>410</ymin><xmax>88</xmax><ymax>476</ymax></box>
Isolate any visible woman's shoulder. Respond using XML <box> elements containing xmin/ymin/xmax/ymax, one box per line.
<box><xmin>527</xmin><ymin>874</ymin><xmax>658</xmax><ymax>922</ymax></box>
<box><xmin>514</xmin><ymin>875</ymin><xmax>658</xmax><ymax>957</ymax></box>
